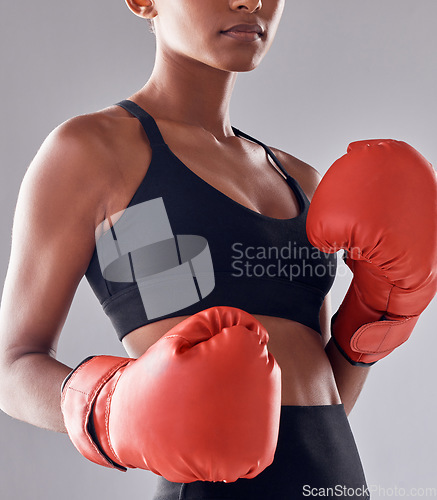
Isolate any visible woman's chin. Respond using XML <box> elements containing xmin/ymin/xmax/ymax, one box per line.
<box><xmin>218</xmin><ymin>56</ymin><xmax>264</xmax><ymax>73</ymax></box>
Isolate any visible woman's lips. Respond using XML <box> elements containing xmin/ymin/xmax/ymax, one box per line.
<box><xmin>221</xmin><ymin>24</ymin><xmax>264</xmax><ymax>42</ymax></box>
<box><xmin>222</xmin><ymin>31</ymin><xmax>261</xmax><ymax>42</ymax></box>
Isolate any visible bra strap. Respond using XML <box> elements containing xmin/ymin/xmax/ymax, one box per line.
<box><xmin>232</xmin><ymin>126</ymin><xmax>310</xmax><ymax>210</ymax></box>
<box><xmin>232</xmin><ymin>127</ymin><xmax>290</xmax><ymax>178</ymax></box>
<box><xmin>116</xmin><ymin>100</ymin><xmax>166</xmax><ymax>147</ymax></box>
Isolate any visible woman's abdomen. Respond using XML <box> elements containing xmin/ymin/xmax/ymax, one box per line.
<box><xmin>122</xmin><ymin>314</ymin><xmax>341</xmax><ymax>406</ymax></box>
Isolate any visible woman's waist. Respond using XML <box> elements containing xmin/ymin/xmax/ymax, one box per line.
<box><xmin>259</xmin><ymin>315</ymin><xmax>340</xmax><ymax>405</ymax></box>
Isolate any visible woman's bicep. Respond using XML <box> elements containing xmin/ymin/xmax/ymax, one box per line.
<box><xmin>0</xmin><ymin>122</ymin><xmax>107</xmax><ymax>363</ymax></box>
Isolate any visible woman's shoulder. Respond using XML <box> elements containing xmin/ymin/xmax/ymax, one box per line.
<box><xmin>32</xmin><ymin>105</ymin><xmax>152</xmax><ymax>220</ymax></box>
<box><xmin>45</xmin><ymin>105</ymin><xmax>138</xmax><ymax>168</ymax></box>
<box><xmin>269</xmin><ymin>146</ymin><xmax>322</xmax><ymax>201</ymax></box>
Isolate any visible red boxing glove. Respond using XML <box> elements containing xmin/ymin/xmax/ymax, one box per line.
<box><xmin>61</xmin><ymin>306</ymin><xmax>281</xmax><ymax>482</ymax></box>
<box><xmin>307</xmin><ymin>139</ymin><xmax>437</xmax><ymax>365</ymax></box>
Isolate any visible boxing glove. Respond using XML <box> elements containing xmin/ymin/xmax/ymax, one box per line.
<box><xmin>307</xmin><ymin>139</ymin><xmax>437</xmax><ymax>365</ymax></box>
<box><xmin>61</xmin><ymin>306</ymin><xmax>281</xmax><ymax>482</ymax></box>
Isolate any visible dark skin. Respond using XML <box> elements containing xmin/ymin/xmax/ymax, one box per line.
<box><xmin>0</xmin><ymin>0</ymin><xmax>369</xmax><ymax>433</ymax></box>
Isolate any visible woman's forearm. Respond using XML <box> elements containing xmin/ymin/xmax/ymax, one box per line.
<box><xmin>325</xmin><ymin>338</ymin><xmax>370</xmax><ymax>416</ymax></box>
<box><xmin>0</xmin><ymin>353</ymin><xmax>71</xmax><ymax>433</ymax></box>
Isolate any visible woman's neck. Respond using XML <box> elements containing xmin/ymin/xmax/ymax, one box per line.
<box><xmin>132</xmin><ymin>47</ymin><xmax>238</xmax><ymax>139</ymax></box>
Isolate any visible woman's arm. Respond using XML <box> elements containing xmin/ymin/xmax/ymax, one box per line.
<box><xmin>270</xmin><ymin>148</ymin><xmax>371</xmax><ymax>416</ymax></box>
<box><xmin>0</xmin><ymin>116</ymin><xmax>111</xmax><ymax>432</ymax></box>
<box><xmin>320</xmin><ymin>295</ymin><xmax>370</xmax><ymax>416</ymax></box>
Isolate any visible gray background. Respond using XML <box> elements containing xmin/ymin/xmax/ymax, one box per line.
<box><xmin>1</xmin><ymin>1</ymin><xmax>436</xmax><ymax>498</ymax></box>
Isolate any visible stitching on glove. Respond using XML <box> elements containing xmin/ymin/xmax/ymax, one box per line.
<box><xmin>351</xmin><ymin>316</ymin><xmax>411</xmax><ymax>354</ymax></box>
<box><xmin>65</xmin><ymin>388</ymin><xmax>91</xmax><ymax>397</ymax></box>
<box><xmin>105</xmin><ymin>371</ymin><xmax>125</xmax><ymax>466</ymax></box>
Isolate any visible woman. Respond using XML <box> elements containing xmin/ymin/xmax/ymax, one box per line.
<box><xmin>0</xmin><ymin>0</ymin><xmax>373</xmax><ymax>498</ymax></box>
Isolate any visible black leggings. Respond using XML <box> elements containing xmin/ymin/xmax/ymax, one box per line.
<box><xmin>153</xmin><ymin>405</ymin><xmax>370</xmax><ymax>500</ymax></box>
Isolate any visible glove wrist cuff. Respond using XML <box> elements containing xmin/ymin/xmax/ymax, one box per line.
<box><xmin>61</xmin><ymin>355</ymin><xmax>131</xmax><ymax>471</ymax></box>
<box><xmin>332</xmin><ymin>312</ymin><xmax>418</xmax><ymax>365</ymax></box>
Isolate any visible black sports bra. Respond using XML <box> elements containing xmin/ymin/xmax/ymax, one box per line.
<box><xmin>85</xmin><ymin>100</ymin><xmax>337</xmax><ymax>341</ymax></box>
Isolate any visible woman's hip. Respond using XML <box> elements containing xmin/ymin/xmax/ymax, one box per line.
<box><xmin>153</xmin><ymin>404</ymin><xmax>369</xmax><ymax>500</ymax></box>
